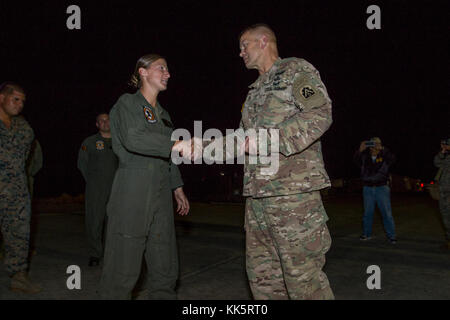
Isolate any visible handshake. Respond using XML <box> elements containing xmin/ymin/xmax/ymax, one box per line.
<box><xmin>171</xmin><ymin>135</ymin><xmax>257</xmax><ymax>163</ymax></box>
<box><xmin>171</xmin><ymin>137</ymin><xmax>204</xmax><ymax>162</ymax></box>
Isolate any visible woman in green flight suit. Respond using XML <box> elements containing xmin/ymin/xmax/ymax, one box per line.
<box><xmin>99</xmin><ymin>54</ymin><xmax>190</xmax><ymax>299</ymax></box>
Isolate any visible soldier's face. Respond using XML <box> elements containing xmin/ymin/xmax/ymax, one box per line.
<box><xmin>96</xmin><ymin>114</ymin><xmax>110</xmax><ymax>133</ymax></box>
<box><xmin>140</xmin><ymin>59</ymin><xmax>170</xmax><ymax>92</ymax></box>
<box><xmin>239</xmin><ymin>31</ymin><xmax>262</xmax><ymax>70</ymax></box>
<box><xmin>0</xmin><ymin>90</ymin><xmax>26</xmax><ymax>117</ymax></box>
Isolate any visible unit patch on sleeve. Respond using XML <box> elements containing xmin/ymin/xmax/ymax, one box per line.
<box><xmin>143</xmin><ymin>106</ymin><xmax>157</xmax><ymax>123</ymax></box>
<box><xmin>301</xmin><ymin>85</ymin><xmax>315</xmax><ymax>99</ymax></box>
<box><xmin>292</xmin><ymin>72</ymin><xmax>326</xmax><ymax>108</ymax></box>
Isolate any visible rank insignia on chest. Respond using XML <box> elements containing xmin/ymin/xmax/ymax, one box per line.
<box><xmin>301</xmin><ymin>85</ymin><xmax>315</xmax><ymax>99</ymax></box>
<box><xmin>96</xmin><ymin>141</ymin><xmax>105</xmax><ymax>150</ymax></box>
<box><xmin>143</xmin><ymin>106</ymin><xmax>157</xmax><ymax>123</ymax></box>
<box><xmin>81</xmin><ymin>145</ymin><xmax>87</xmax><ymax>151</ymax></box>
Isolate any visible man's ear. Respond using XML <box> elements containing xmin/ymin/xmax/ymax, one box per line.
<box><xmin>260</xmin><ymin>35</ymin><xmax>268</xmax><ymax>49</ymax></box>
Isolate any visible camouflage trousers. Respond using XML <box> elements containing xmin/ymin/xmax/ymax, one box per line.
<box><xmin>439</xmin><ymin>189</ymin><xmax>450</xmax><ymax>240</ymax></box>
<box><xmin>245</xmin><ymin>191</ymin><xmax>334</xmax><ymax>300</ymax></box>
<box><xmin>0</xmin><ymin>184</ymin><xmax>31</xmax><ymax>275</ymax></box>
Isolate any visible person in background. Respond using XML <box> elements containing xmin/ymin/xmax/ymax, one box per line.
<box><xmin>0</xmin><ymin>81</ymin><xmax>41</xmax><ymax>293</ymax></box>
<box><xmin>354</xmin><ymin>137</ymin><xmax>396</xmax><ymax>244</ymax></box>
<box><xmin>77</xmin><ymin>113</ymin><xmax>118</xmax><ymax>267</ymax></box>
<box><xmin>434</xmin><ymin>138</ymin><xmax>450</xmax><ymax>249</ymax></box>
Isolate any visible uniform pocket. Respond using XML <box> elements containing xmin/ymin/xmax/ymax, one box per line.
<box><xmin>107</xmin><ymin>168</ymin><xmax>155</xmax><ymax>237</ymax></box>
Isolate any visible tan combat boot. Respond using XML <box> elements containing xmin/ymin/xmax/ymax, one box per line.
<box><xmin>10</xmin><ymin>271</ymin><xmax>42</xmax><ymax>294</ymax></box>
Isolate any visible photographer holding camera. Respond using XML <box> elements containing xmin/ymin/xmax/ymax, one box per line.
<box><xmin>354</xmin><ymin>137</ymin><xmax>397</xmax><ymax>244</ymax></box>
<box><xmin>434</xmin><ymin>138</ymin><xmax>450</xmax><ymax>249</ymax></box>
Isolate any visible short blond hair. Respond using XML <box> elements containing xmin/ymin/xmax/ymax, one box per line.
<box><xmin>239</xmin><ymin>23</ymin><xmax>277</xmax><ymax>44</ymax></box>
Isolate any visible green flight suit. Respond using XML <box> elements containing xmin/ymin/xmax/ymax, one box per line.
<box><xmin>77</xmin><ymin>133</ymin><xmax>118</xmax><ymax>259</ymax></box>
<box><xmin>99</xmin><ymin>90</ymin><xmax>183</xmax><ymax>300</ymax></box>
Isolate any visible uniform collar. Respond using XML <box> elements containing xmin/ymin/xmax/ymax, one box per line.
<box><xmin>248</xmin><ymin>57</ymin><xmax>283</xmax><ymax>88</ymax></box>
<box><xmin>96</xmin><ymin>132</ymin><xmax>111</xmax><ymax>140</ymax></box>
<box><xmin>135</xmin><ymin>90</ymin><xmax>163</xmax><ymax>115</ymax></box>
<box><xmin>0</xmin><ymin>116</ymin><xmax>20</xmax><ymax>131</ymax></box>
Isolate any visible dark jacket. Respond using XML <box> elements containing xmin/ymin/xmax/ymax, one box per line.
<box><xmin>354</xmin><ymin>147</ymin><xmax>395</xmax><ymax>186</ymax></box>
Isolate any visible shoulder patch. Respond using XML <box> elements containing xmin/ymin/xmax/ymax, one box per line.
<box><xmin>81</xmin><ymin>145</ymin><xmax>87</xmax><ymax>151</ymax></box>
<box><xmin>143</xmin><ymin>106</ymin><xmax>157</xmax><ymax>123</ymax></box>
<box><xmin>292</xmin><ymin>72</ymin><xmax>326</xmax><ymax>108</ymax></box>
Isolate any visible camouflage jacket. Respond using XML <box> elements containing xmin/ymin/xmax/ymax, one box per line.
<box><xmin>0</xmin><ymin>116</ymin><xmax>34</xmax><ymax>193</ymax></box>
<box><xmin>240</xmin><ymin>57</ymin><xmax>332</xmax><ymax>198</ymax></box>
<box><xmin>434</xmin><ymin>152</ymin><xmax>450</xmax><ymax>191</ymax></box>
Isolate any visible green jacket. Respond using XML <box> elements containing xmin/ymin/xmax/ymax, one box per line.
<box><xmin>77</xmin><ymin>133</ymin><xmax>118</xmax><ymax>184</ymax></box>
<box><xmin>109</xmin><ymin>90</ymin><xmax>183</xmax><ymax>190</ymax></box>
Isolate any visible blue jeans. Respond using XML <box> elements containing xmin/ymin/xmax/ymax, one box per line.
<box><xmin>362</xmin><ymin>185</ymin><xmax>396</xmax><ymax>239</ymax></box>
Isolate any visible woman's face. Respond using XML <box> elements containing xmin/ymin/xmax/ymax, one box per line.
<box><xmin>139</xmin><ymin>58</ymin><xmax>171</xmax><ymax>91</ymax></box>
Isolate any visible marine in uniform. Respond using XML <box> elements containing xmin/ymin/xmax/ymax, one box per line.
<box><xmin>237</xmin><ymin>24</ymin><xmax>334</xmax><ymax>299</ymax></box>
<box><xmin>99</xmin><ymin>54</ymin><xmax>190</xmax><ymax>299</ymax></box>
<box><xmin>77</xmin><ymin>113</ymin><xmax>118</xmax><ymax>266</ymax></box>
<box><xmin>0</xmin><ymin>82</ymin><xmax>41</xmax><ymax>293</ymax></box>
<box><xmin>434</xmin><ymin>138</ymin><xmax>450</xmax><ymax>249</ymax></box>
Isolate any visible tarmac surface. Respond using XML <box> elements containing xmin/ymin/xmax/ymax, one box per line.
<box><xmin>0</xmin><ymin>193</ymin><xmax>449</xmax><ymax>300</ymax></box>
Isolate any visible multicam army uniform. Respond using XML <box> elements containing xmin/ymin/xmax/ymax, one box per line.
<box><xmin>99</xmin><ymin>91</ymin><xmax>183</xmax><ymax>299</ymax></box>
<box><xmin>0</xmin><ymin>116</ymin><xmax>34</xmax><ymax>275</ymax></box>
<box><xmin>77</xmin><ymin>133</ymin><xmax>118</xmax><ymax>259</ymax></box>
<box><xmin>240</xmin><ymin>57</ymin><xmax>334</xmax><ymax>299</ymax></box>
<box><xmin>434</xmin><ymin>146</ymin><xmax>450</xmax><ymax>241</ymax></box>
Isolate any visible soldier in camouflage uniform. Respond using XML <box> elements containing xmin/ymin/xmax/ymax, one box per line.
<box><xmin>236</xmin><ymin>24</ymin><xmax>334</xmax><ymax>299</ymax></box>
<box><xmin>434</xmin><ymin>138</ymin><xmax>450</xmax><ymax>249</ymax></box>
<box><xmin>78</xmin><ymin>113</ymin><xmax>118</xmax><ymax>266</ymax></box>
<box><xmin>0</xmin><ymin>82</ymin><xmax>41</xmax><ymax>293</ymax></box>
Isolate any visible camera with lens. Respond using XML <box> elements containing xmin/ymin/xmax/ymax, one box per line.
<box><xmin>365</xmin><ymin>140</ymin><xmax>376</xmax><ymax>147</ymax></box>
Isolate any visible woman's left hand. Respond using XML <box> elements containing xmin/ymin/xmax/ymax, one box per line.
<box><xmin>173</xmin><ymin>187</ymin><xmax>190</xmax><ymax>216</ymax></box>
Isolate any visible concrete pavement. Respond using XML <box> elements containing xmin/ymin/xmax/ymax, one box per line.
<box><xmin>0</xmin><ymin>194</ymin><xmax>449</xmax><ymax>300</ymax></box>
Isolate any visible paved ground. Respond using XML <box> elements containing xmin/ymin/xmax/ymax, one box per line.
<box><xmin>0</xmin><ymin>193</ymin><xmax>449</xmax><ymax>300</ymax></box>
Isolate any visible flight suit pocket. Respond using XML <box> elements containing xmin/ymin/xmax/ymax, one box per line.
<box><xmin>107</xmin><ymin>168</ymin><xmax>155</xmax><ymax>237</ymax></box>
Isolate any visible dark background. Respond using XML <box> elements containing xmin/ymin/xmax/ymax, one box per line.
<box><xmin>0</xmin><ymin>0</ymin><xmax>448</xmax><ymax>198</ymax></box>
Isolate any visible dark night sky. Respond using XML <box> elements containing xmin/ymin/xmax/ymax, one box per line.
<box><xmin>1</xmin><ymin>0</ymin><xmax>448</xmax><ymax>197</ymax></box>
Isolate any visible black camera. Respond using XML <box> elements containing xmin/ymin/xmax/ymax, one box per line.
<box><xmin>365</xmin><ymin>141</ymin><xmax>376</xmax><ymax>147</ymax></box>
<box><xmin>441</xmin><ymin>140</ymin><xmax>448</xmax><ymax>146</ymax></box>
